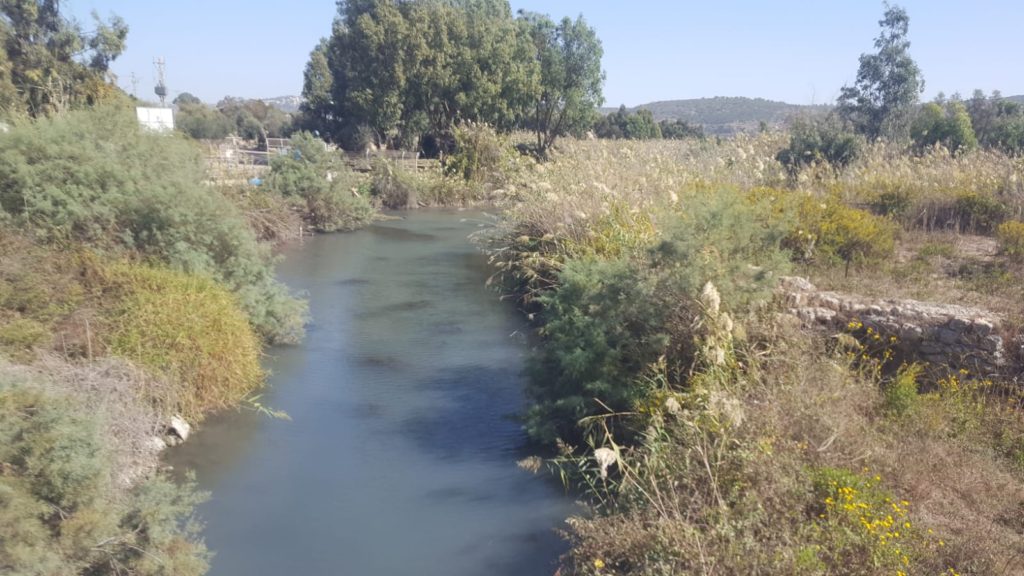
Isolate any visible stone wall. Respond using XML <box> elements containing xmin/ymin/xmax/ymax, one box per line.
<box><xmin>778</xmin><ymin>276</ymin><xmax>1012</xmax><ymax>376</ymax></box>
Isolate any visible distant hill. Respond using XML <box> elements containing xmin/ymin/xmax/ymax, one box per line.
<box><xmin>262</xmin><ymin>95</ymin><xmax>302</xmax><ymax>114</ymax></box>
<box><xmin>1007</xmin><ymin>95</ymin><xmax>1024</xmax><ymax>104</ymax></box>
<box><xmin>604</xmin><ymin>97</ymin><xmax>831</xmax><ymax>136</ymax></box>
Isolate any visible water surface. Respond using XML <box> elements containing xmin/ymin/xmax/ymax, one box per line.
<box><xmin>167</xmin><ymin>211</ymin><xmax>574</xmax><ymax>576</ymax></box>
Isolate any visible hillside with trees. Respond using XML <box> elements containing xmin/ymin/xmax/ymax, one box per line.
<box><xmin>603</xmin><ymin>96</ymin><xmax>831</xmax><ymax>135</ymax></box>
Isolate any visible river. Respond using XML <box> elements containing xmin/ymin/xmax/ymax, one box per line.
<box><xmin>166</xmin><ymin>210</ymin><xmax>575</xmax><ymax>576</ymax></box>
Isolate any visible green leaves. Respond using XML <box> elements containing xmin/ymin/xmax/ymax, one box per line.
<box><xmin>302</xmin><ymin>1</ymin><xmax>603</xmax><ymax>153</ymax></box>
<box><xmin>837</xmin><ymin>3</ymin><xmax>924</xmax><ymax>142</ymax></box>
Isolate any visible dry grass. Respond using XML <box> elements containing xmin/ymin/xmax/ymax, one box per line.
<box><xmin>490</xmin><ymin>136</ymin><xmax>1024</xmax><ymax>575</ymax></box>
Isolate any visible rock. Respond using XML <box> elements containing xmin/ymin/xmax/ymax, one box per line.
<box><xmin>168</xmin><ymin>415</ymin><xmax>191</xmax><ymax>442</ymax></box>
<box><xmin>146</xmin><ymin>436</ymin><xmax>168</xmax><ymax>453</ymax></box>
<box><xmin>780</xmin><ymin>276</ymin><xmax>816</xmax><ymax>292</ymax></box>
<box><xmin>982</xmin><ymin>335</ymin><xmax>1003</xmax><ymax>353</ymax></box>
<box><xmin>937</xmin><ymin>328</ymin><xmax>961</xmax><ymax>345</ymax></box>
<box><xmin>973</xmin><ymin>320</ymin><xmax>995</xmax><ymax>337</ymax></box>
<box><xmin>949</xmin><ymin>317</ymin><xmax>970</xmax><ymax>331</ymax></box>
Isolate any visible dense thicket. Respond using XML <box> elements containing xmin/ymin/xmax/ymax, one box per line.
<box><xmin>0</xmin><ymin>107</ymin><xmax>306</xmax><ymax>343</ymax></box>
<box><xmin>299</xmin><ymin>0</ymin><xmax>604</xmax><ymax>155</ymax></box>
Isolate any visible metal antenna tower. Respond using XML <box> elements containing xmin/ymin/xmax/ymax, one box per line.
<box><xmin>129</xmin><ymin>73</ymin><xmax>139</xmax><ymax>99</ymax></box>
<box><xmin>153</xmin><ymin>58</ymin><xmax>168</xmax><ymax>106</ymax></box>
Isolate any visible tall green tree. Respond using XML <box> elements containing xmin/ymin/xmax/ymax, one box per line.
<box><xmin>297</xmin><ymin>37</ymin><xmax>335</xmax><ymax>137</ymax></box>
<box><xmin>521</xmin><ymin>11</ymin><xmax>605</xmax><ymax>154</ymax></box>
<box><xmin>0</xmin><ymin>1</ymin><xmax>127</xmax><ymax>116</ymax></box>
<box><xmin>836</xmin><ymin>3</ymin><xmax>923</xmax><ymax>141</ymax></box>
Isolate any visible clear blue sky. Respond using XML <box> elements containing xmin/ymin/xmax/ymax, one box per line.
<box><xmin>66</xmin><ymin>0</ymin><xmax>1024</xmax><ymax>106</ymax></box>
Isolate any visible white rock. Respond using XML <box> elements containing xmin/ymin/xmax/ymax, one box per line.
<box><xmin>168</xmin><ymin>415</ymin><xmax>191</xmax><ymax>442</ymax></box>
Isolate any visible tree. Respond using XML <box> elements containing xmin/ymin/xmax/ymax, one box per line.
<box><xmin>911</xmin><ymin>99</ymin><xmax>977</xmax><ymax>154</ymax></box>
<box><xmin>594</xmin><ymin>105</ymin><xmax>661</xmax><ymax>140</ymax></box>
<box><xmin>837</xmin><ymin>3</ymin><xmax>923</xmax><ymax>141</ymax></box>
<box><xmin>521</xmin><ymin>11</ymin><xmax>605</xmax><ymax>154</ymax></box>
<box><xmin>0</xmin><ymin>2</ymin><xmax>127</xmax><ymax>116</ymax></box>
<box><xmin>297</xmin><ymin>38</ymin><xmax>335</xmax><ymax>137</ymax></box>
<box><xmin>173</xmin><ymin>91</ymin><xmax>201</xmax><ymax>106</ymax></box>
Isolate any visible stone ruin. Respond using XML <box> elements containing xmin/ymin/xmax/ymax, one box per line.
<box><xmin>778</xmin><ymin>276</ymin><xmax>1016</xmax><ymax>377</ymax></box>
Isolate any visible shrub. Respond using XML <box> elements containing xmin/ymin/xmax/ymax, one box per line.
<box><xmin>0</xmin><ymin>379</ymin><xmax>209</xmax><ymax>576</ymax></box>
<box><xmin>789</xmin><ymin>198</ymin><xmax>896</xmax><ymax>272</ymax></box>
<box><xmin>777</xmin><ymin>116</ymin><xmax>864</xmax><ymax>174</ymax></box>
<box><xmin>911</xmin><ymin>101</ymin><xmax>978</xmax><ymax>155</ymax></box>
<box><xmin>527</xmin><ymin>192</ymin><xmax>791</xmax><ymax>444</ymax></box>
<box><xmin>370</xmin><ymin>159</ymin><xmax>422</xmax><ymax>209</ymax></box>
<box><xmin>266</xmin><ymin>132</ymin><xmax>375</xmax><ymax>232</ymax></box>
<box><xmin>0</xmin><ymin>106</ymin><xmax>306</xmax><ymax>343</ymax></box>
<box><xmin>103</xmin><ymin>263</ymin><xmax>265</xmax><ymax>422</ymax></box>
<box><xmin>884</xmin><ymin>363</ymin><xmax>922</xmax><ymax>417</ymax></box>
<box><xmin>997</xmin><ymin>220</ymin><xmax>1024</xmax><ymax>259</ymax></box>
<box><xmin>444</xmin><ymin>122</ymin><xmax>518</xmax><ymax>184</ymax></box>
<box><xmin>953</xmin><ymin>192</ymin><xmax>1007</xmax><ymax>234</ymax></box>
<box><xmin>303</xmin><ymin>182</ymin><xmax>376</xmax><ymax>232</ymax></box>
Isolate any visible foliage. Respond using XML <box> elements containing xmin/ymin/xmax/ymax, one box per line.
<box><xmin>443</xmin><ymin>122</ymin><xmax>519</xmax><ymax>185</ymax></box>
<box><xmin>777</xmin><ymin>115</ymin><xmax>864</xmax><ymax>174</ymax></box>
<box><xmin>996</xmin><ymin>220</ymin><xmax>1024</xmax><ymax>260</ymax></box>
<box><xmin>837</xmin><ymin>3</ymin><xmax>924</xmax><ymax>141</ymax></box>
<box><xmin>911</xmin><ymin>100</ymin><xmax>977</xmax><ymax>154</ymax></box>
<box><xmin>883</xmin><ymin>363</ymin><xmax>921</xmax><ymax>417</ymax></box>
<box><xmin>369</xmin><ymin>158</ymin><xmax>421</xmax><ymax>209</ymax></box>
<box><xmin>216</xmin><ymin>96</ymin><xmax>293</xmax><ymax>141</ymax></box>
<box><xmin>311</xmin><ymin>0</ymin><xmax>540</xmax><ymax>150</ymax></box>
<box><xmin>952</xmin><ymin>192</ymin><xmax>1007</xmax><ymax>234</ymax></box>
<box><xmin>265</xmin><ymin>132</ymin><xmax>375</xmax><ymax>231</ymax></box>
<box><xmin>0</xmin><ymin>2</ymin><xmax>128</xmax><ymax>116</ymax></box>
<box><xmin>175</xmin><ymin>101</ymin><xmax>234</xmax><ymax>139</ymax></box>
<box><xmin>593</xmin><ymin>106</ymin><xmax>661</xmax><ymax>140</ymax></box>
<box><xmin>966</xmin><ymin>91</ymin><xmax>1024</xmax><ymax>155</ymax></box>
<box><xmin>526</xmin><ymin>192</ymin><xmax>790</xmax><ymax>444</ymax></box>
<box><xmin>0</xmin><ymin>380</ymin><xmax>209</xmax><ymax>576</ymax></box>
<box><xmin>0</xmin><ymin>106</ymin><xmax>306</xmax><ymax>343</ymax></box>
<box><xmin>521</xmin><ymin>11</ymin><xmax>605</xmax><ymax>154</ymax></box>
<box><xmin>658</xmin><ymin>118</ymin><xmax>705</xmax><ymax>140</ymax></box>
<box><xmin>103</xmin><ymin>262</ymin><xmax>265</xmax><ymax>423</ymax></box>
<box><xmin>789</xmin><ymin>198</ymin><xmax>896</xmax><ymax>271</ymax></box>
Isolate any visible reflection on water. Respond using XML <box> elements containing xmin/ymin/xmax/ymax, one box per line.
<box><xmin>166</xmin><ymin>211</ymin><xmax>574</xmax><ymax>576</ymax></box>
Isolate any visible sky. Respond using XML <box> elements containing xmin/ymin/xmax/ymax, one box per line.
<box><xmin>66</xmin><ymin>1</ymin><xmax>1024</xmax><ymax>107</ymax></box>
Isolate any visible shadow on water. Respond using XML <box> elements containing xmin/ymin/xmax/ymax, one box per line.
<box><xmin>166</xmin><ymin>210</ymin><xmax>575</xmax><ymax>576</ymax></box>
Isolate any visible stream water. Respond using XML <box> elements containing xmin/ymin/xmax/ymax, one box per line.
<box><xmin>166</xmin><ymin>210</ymin><xmax>575</xmax><ymax>576</ymax></box>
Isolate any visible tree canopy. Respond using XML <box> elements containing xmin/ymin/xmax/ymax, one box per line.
<box><xmin>300</xmin><ymin>0</ymin><xmax>604</xmax><ymax>154</ymax></box>
<box><xmin>0</xmin><ymin>1</ymin><xmax>128</xmax><ymax>117</ymax></box>
<box><xmin>837</xmin><ymin>3</ymin><xmax>923</xmax><ymax>141</ymax></box>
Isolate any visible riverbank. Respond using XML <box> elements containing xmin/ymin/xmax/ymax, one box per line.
<box><xmin>0</xmin><ymin>106</ymin><xmax>317</xmax><ymax>573</ymax></box>
<box><xmin>485</xmin><ymin>136</ymin><xmax>1024</xmax><ymax>574</ymax></box>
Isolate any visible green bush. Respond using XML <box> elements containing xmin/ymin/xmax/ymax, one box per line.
<box><xmin>103</xmin><ymin>262</ymin><xmax>265</xmax><ymax>422</ymax></box>
<box><xmin>0</xmin><ymin>380</ymin><xmax>209</xmax><ymax>576</ymax></box>
<box><xmin>777</xmin><ymin>116</ymin><xmax>864</xmax><ymax>174</ymax></box>
<box><xmin>370</xmin><ymin>159</ymin><xmax>422</xmax><ymax>209</ymax></box>
<box><xmin>266</xmin><ymin>132</ymin><xmax>375</xmax><ymax>232</ymax></box>
<box><xmin>996</xmin><ymin>220</ymin><xmax>1024</xmax><ymax>259</ymax></box>
<box><xmin>789</xmin><ymin>198</ymin><xmax>896</xmax><ymax>271</ymax></box>
<box><xmin>0</xmin><ymin>106</ymin><xmax>305</xmax><ymax>343</ymax></box>
<box><xmin>884</xmin><ymin>363</ymin><xmax>922</xmax><ymax>417</ymax></box>
<box><xmin>953</xmin><ymin>193</ymin><xmax>1008</xmax><ymax>234</ymax></box>
<box><xmin>444</xmin><ymin>122</ymin><xmax>518</xmax><ymax>182</ymax></box>
<box><xmin>527</xmin><ymin>192</ymin><xmax>791</xmax><ymax>444</ymax></box>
